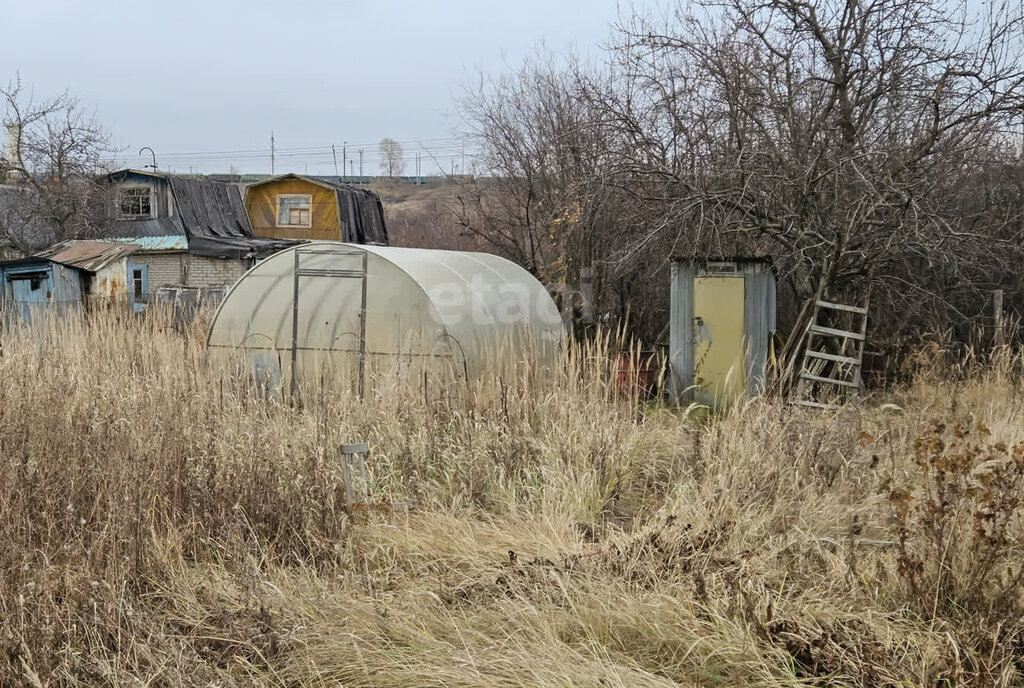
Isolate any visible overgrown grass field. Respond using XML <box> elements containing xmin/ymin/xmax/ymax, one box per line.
<box><xmin>1</xmin><ymin>311</ymin><xmax>1023</xmax><ymax>686</ymax></box>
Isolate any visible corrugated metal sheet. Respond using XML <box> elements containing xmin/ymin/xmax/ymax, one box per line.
<box><xmin>35</xmin><ymin>240</ymin><xmax>139</xmax><ymax>273</ymax></box>
<box><xmin>104</xmin><ymin>235</ymin><xmax>189</xmax><ymax>251</ymax></box>
<box><xmin>669</xmin><ymin>259</ymin><xmax>776</xmax><ymax>405</ymax></box>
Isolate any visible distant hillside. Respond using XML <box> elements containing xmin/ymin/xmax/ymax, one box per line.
<box><xmin>369</xmin><ymin>178</ymin><xmax>481</xmax><ymax>252</ymax></box>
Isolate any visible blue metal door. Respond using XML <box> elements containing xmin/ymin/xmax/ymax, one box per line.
<box><xmin>129</xmin><ymin>262</ymin><xmax>148</xmax><ymax>312</ymax></box>
<box><xmin>10</xmin><ymin>272</ymin><xmax>52</xmax><ymax>324</ymax></box>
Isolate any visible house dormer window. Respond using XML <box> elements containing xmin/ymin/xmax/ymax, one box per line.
<box><xmin>276</xmin><ymin>194</ymin><xmax>311</xmax><ymax>227</ymax></box>
<box><xmin>119</xmin><ymin>186</ymin><xmax>152</xmax><ymax>218</ymax></box>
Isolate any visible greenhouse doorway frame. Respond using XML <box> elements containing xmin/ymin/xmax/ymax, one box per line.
<box><xmin>290</xmin><ymin>245</ymin><xmax>368</xmax><ymax>397</ymax></box>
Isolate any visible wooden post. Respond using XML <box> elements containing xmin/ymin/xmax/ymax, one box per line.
<box><xmin>994</xmin><ymin>289</ymin><xmax>1005</xmax><ymax>347</ymax></box>
<box><xmin>341</xmin><ymin>442</ymin><xmax>369</xmax><ymax>506</ymax></box>
<box><xmin>580</xmin><ymin>267</ymin><xmax>594</xmax><ymax>325</ymax></box>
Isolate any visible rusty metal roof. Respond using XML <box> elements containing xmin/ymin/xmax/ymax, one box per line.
<box><xmin>35</xmin><ymin>240</ymin><xmax>140</xmax><ymax>273</ymax></box>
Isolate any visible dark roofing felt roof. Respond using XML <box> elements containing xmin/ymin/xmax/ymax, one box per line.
<box><xmin>167</xmin><ymin>176</ymin><xmax>252</xmax><ymax>238</ymax></box>
<box><xmin>107</xmin><ymin>217</ymin><xmax>186</xmax><ymax>237</ymax></box>
<box><xmin>104</xmin><ymin>172</ymin><xmax>301</xmax><ymax>259</ymax></box>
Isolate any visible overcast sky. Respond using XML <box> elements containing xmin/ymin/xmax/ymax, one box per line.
<box><xmin>0</xmin><ymin>0</ymin><xmax>630</xmax><ymax>175</ymax></box>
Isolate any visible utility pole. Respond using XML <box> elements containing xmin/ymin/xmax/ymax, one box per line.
<box><xmin>359</xmin><ymin>149</ymin><xmax>364</xmax><ymax>178</ymax></box>
<box><xmin>342</xmin><ymin>141</ymin><xmax>347</xmax><ymax>181</ymax></box>
<box><xmin>270</xmin><ymin>132</ymin><xmax>275</xmax><ymax>175</ymax></box>
<box><xmin>332</xmin><ymin>144</ymin><xmax>339</xmax><ymax>178</ymax></box>
<box><xmin>349</xmin><ymin>160</ymin><xmax>354</xmax><ymax>177</ymax></box>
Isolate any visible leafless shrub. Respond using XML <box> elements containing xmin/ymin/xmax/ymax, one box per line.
<box><xmin>0</xmin><ymin>75</ymin><xmax>114</xmax><ymax>251</ymax></box>
<box><xmin>460</xmin><ymin>0</ymin><xmax>1024</xmax><ymax>347</ymax></box>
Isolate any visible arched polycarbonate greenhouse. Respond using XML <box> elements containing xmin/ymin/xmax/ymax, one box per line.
<box><xmin>206</xmin><ymin>242</ymin><xmax>564</xmax><ymax>393</ymax></box>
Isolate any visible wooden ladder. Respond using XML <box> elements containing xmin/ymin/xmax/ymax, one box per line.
<box><xmin>791</xmin><ymin>298</ymin><xmax>869</xmax><ymax>409</ymax></box>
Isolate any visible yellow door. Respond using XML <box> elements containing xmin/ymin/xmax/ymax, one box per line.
<box><xmin>693</xmin><ymin>276</ymin><xmax>745</xmax><ymax>407</ymax></box>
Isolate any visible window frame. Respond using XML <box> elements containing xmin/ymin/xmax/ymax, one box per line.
<box><xmin>118</xmin><ymin>186</ymin><xmax>154</xmax><ymax>219</ymax></box>
<box><xmin>275</xmin><ymin>194</ymin><xmax>312</xmax><ymax>228</ymax></box>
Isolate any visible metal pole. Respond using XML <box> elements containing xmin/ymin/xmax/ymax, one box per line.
<box><xmin>290</xmin><ymin>249</ymin><xmax>300</xmax><ymax>397</ymax></box>
<box><xmin>358</xmin><ymin>251</ymin><xmax>368</xmax><ymax>399</ymax></box>
<box><xmin>332</xmin><ymin>144</ymin><xmax>339</xmax><ymax>177</ymax></box>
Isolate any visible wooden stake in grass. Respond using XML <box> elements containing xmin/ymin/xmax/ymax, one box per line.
<box><xmin>341</xmin><ymin>442</ymin><xmax>369</xmax><ymax>506</ymax></box>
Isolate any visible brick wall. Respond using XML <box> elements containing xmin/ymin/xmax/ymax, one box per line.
<box><xmin>132</xmin><ymin>252</ymin><xmax>185</xmax><ymax>292</ymax></box>
<box><xmin>130</xmin><ymin>252</ymin><xmax>251</xmax><ymax>295</ymax></box>
<box><xmin>186</xmin><ymin>255</ymin><xmax>251</xmax><ymax>289</ymax></box>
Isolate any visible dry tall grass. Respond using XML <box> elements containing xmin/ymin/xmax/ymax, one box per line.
<box><xmin>1</xmin><ymin>310</ymin><xmax>1023</xmax><ymax>686</ymax></box>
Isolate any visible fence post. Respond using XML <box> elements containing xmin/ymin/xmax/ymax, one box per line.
<box><xmin>341</xmin><ymin>442</ymin><xmax>369</xmax><ymax>506</ymax></box>
<box><xmin>994</xmin><ymin>289</ymin><xmax>1005</xmax><ymax>347</ymax></box>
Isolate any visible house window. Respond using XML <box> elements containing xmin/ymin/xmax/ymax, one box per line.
<box><xmin>119</xmin><ymin>187</ymin><xmax>152</xmax><ymax>217</ymax></box>
<box><xmin>276</xmin><ymin>195</ymin><xmax>311</xmax><ymax>227</ymax></box>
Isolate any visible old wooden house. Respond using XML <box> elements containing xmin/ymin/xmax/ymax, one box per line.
<box><xmin>244</xmin><ymin>174</ymin><xmax>388</xmax><ymax>244</ymax></box>
<box><xmin>102</xmin><ymin>170</ymin><xmax>299</xmax><ymax>305</ymax></box>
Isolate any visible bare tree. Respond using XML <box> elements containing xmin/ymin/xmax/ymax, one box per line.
<box><xmin>455</xmin><ymin>54</ymin><xmax>665</xmax><ymax>332</ymax></box>
<box><xmin>600</xmin><ymin>0</ymin><xmax>1024</xmax><ymax>339</ymax></box>
<box><xmin>378</xmin><ymin>138</ymin><xmax>405</xmax><ymax>177</ymax></box>
<box><xmin>461</xmin><ymin>0</ymin><xmax>1024</xmax><ymax>345</ymax></box>
<box><xmin>0</xmin><ymin>76</ymin><xmax>114</xmax><ymax>251</ymax></box>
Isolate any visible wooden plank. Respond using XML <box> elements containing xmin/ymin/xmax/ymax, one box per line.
<box><xmin>800</xmin><ymin>372</ymin><xmax>860</xmax><ymax>388</ymax></box>
<box><xmin>809</xmin><ymin>325</ymin><xmax>865</xmax><ymax>341</ymax></box>
<box><xmin>805</xmin><ymin>350</ymin><xmax>861</xmax><ymax>366</ymax></box>
<box><xmin>816</xmin><ymin>299</ymin><xmax>868</xmax><ymax>315</ymax></box>
<box><xmin>791</xmin><ymin>399</ymin><xmax>841</xmax><ymax>409</ymax></box>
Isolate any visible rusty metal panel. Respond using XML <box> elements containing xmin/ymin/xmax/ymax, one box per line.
<box><xmin>35</xmin><ymin>240</ymin><xmax>139</xmax><ymax>273</ymax></box>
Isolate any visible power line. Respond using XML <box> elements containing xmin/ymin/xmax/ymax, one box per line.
<box><xmin>103</xmin><ymin>141</ymin><xmax>478</xmax><ymax>161</ymax></box>
<box><xmin>108</xmin><ymin>137</ymin><xmax>470</xmax><ymax>160</ymax></box>
<box><xmin>102</xmin><ymin>137</ymin><xmax>485</xmax><ymax>176</ymax></box>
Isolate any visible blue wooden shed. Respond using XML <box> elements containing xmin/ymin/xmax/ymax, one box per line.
<box><xmin>0</xmin><ymin>258</ymin><xmax>87</xmax><ymax>325</ymax></box>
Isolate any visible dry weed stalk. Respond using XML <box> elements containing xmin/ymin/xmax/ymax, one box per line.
<box><xmin>0</xmin><ymin>310</ymin><xmax>1020</xmax><ymax>685</ymax></box>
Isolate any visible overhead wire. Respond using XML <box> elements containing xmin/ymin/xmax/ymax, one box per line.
<box><xmin>101</xmin><ymin>137</ymin><xmax>483</xmax><ymax>175</ymax></box>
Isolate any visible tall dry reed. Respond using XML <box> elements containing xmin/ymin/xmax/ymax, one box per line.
<box><xmin>0</xmin><ymin>309</ymin><xmax>1022</xmax><ymax>686</ymax></box>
